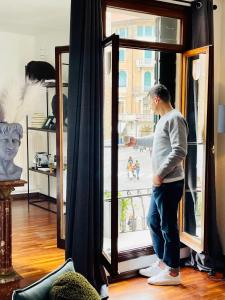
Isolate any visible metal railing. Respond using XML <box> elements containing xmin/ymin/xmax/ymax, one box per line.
<box><xmin>104</xmin><ymin>188</ymin><xmax>152</xmax><ymax>233</ymax></box>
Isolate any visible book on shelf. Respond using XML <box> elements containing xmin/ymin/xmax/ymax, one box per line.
<box><xmin>44</xmin><ymin>79</ymin><xmax>55</xmax><ymax>83</ymax></box>
<box><xmin>31</xmin><ymin>113</ymin><xmax>46</xmax><ymax>128</ymax></box>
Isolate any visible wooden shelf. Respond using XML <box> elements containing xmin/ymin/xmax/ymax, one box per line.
<box><xmin>42</xmin><ymin>82</ymin><xmax>68</xmax><ymax>88</ymax></box>
<box><xmin>28</xmin><ymin>127</ymin><xmax>56</xmax><ymax>133</ymax></box>
<box><xmin>28</xmin><ymin>168</ymin><xmax>56</xmax><ymax>177</ymax></box>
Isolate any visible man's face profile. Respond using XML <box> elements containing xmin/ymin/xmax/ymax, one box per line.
<box><xmin>0</xmin><ymin>130</ymin><xmax>20</xmax><ymax>161</ymax></box>
<box><xmin>150</xmin><ymin>95</ymin><xmax>157</xmax><ymax>114</ymax></box>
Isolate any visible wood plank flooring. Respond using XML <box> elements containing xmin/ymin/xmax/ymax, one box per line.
<box><xmin>109</xmin><ymin>269</ymin><xmax>225</xmax><ymax>300</ymax></box>
<box><xmin>0</xmin><ymin>200</ymin><xmax>64</xmax><ymax>300</ymax></box>
<box><xmin>1</xmin><ymin>200</ymin><xmax>225</xmax><ymax>300</ymax></box>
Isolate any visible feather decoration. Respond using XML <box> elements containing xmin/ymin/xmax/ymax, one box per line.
<box><xmin>0</xmin><ymin>80</ymin><xmax>46</xmax><ymax>123</ymax></box>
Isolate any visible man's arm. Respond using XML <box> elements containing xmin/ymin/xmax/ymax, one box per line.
<box><xmin>157</xmin><ymin>117</ymin><xmax>188</xmax><ymax>179</ymax></box>
<box><xmin>125</xmin><ymin>134</ymin><xmax>154</xmax><ymax>147</ymax></box>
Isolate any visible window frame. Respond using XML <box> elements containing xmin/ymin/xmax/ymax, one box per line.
<box><xmin>101</xmin><ymin>0</ymin><xmax>191</xmax><ymax>270</ymax></box>
<box><xmin>102</xmin><ymin>0</ymin><xmax>189</xmax><ymax>51</ymax></box>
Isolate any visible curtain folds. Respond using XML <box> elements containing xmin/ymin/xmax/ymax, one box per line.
<box><xmin>65</xmin><ymin>0</ymin><xmax>107</xmax><ymax>294</ymax></box>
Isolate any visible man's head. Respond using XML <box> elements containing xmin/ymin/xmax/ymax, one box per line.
<box><xmin>148</xmin><ymin>84</ymin><xmax>171</xmax><ymax>114</ymax></box>
<box><xmin>0</xmin><ymin>123</ymin><xmax>23</xmax><ymax>161</ymax></box>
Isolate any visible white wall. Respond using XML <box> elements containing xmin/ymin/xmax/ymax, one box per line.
<box><xmin>32</xmin><ymin>31</ymin><xmax>69</xmax><ymax>197</ymax></box>
<box><xmin>0</xmin><ymin>31</ymin><xmax>37</xmax><ymax>193</ymax></box>
<box><xmin>0</xmin><ymin>29</ymin><xmax>69</xmax><ymax>195</ymax></box>
<box><xmin>214</xmin><ymin>0</ymin><xmax>225</xmax><ymax>254</ymax></box>
<box><xmin>35</xmin><ymin>31</ymin><xmax>69</xmax><ymax>66</ymax></box>
<box><xmin>0</xmin><ymin>32</ymin><xmax>36</xmax><ymax>90</ymax></box>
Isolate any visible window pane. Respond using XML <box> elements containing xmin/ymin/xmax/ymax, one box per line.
<box><xmin>118</xmin><ymin>48</ymin><xmax>155</xmax><ymax>252</ymax></box>
<box><xmin>106</xmin><ymin>8</ymin><xmax>181</xmax><ymax>44</ymax></box>
<box><xmin>184</xmin><ymin>144</ymin><xmax>204</xmax><ymax>238</ymax></box>
<box><xmin>117</xmin><ymin>49</ymin><xmax>181</xmax><ymax>252</ymax></box>
<box><xmin>183</xmin><ymin>52</ymin><xmax>208</xmax><ymax>240</ymax></box>
<box><xmin>103</xmin><ymin>45</ymin><xmax>112</xmax><ymax>260</ymax></box>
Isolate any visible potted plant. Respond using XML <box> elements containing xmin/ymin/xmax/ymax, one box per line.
<box><xmin>128</xmin><ymin>197</ymin><xmax>137</xmax><ymax>232</ymax></box>
<box><xmin>120</xmin><ymin>196</ymin><xmax>130</xmax><ymax>233</ymax></box>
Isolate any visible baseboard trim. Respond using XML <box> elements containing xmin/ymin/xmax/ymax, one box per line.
<box><xmin>12</xmin><ymin>192</ymin><xmax>56</xmax><ymax>203</ymax></box>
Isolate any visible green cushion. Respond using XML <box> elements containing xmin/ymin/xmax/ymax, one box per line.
<box><xmin>12</xmin><ymin>259</ymin><xmax>75</xmax><ymax>300</ymax></box>
<box><xmin>49</xmin><ymin>271</ymin><xmax>101</xmax><ymax>300</ymax></box>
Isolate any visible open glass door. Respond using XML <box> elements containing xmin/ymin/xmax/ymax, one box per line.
<box><xmin>180</xmin><ymin>46</ymin><xmax>210</xmax><ymax>252</ymax></box>
<box><xmin>102</xmin><ymin>2</ymin><xmax>187</xmax><ymax>276</ymax></box>
<box><xmin>102</xmin><ymin>34</ymin><xmax>119</xmax><ymax>275</ymax></box>
<box><xmin>102</xmin><ymin>34</ymin><xmax>183</xmax><ymax>275</ymax></box>
<box><xmin>55</xmin><ymin>46</ymin><xmax>69</xmax><ymax>249</ymax></box>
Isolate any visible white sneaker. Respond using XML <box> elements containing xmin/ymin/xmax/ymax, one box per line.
<box><xmin>139</xmin><ymin>259</ymin><xmax>162</xmax><ymax>277</ymax></box>
<box><xmin>147</xmin><ymin>268</ymin><xmax>181</xmax><ymax>285</ymax></box>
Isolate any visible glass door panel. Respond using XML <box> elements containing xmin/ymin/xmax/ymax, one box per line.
<box><xmin>102</xmin><ymin>35</ymin><xmax>119</xmax><ymax>275</ymax></box>
<box><xmin>184</xmin><ymin>143</ymin><xmax>205</xmax><ymax>238</ymax></box>
<box><xmin>60</xmin><ymin>52</ymin><xmax>68</xmax><ymax>241</ymax></box>
<box><xmin>55</xmin><ymin>46</ymin><xmax>69</xmax><ymax>248</ymax></box>
<box><xmin>180</xmin><ymin>47</ymin><xmax>209</xmax><ymax>252</ymax></box>
<box><xmin>102</xmin><ymin>36</ymin><xmax>182</xmax><ymax>273</ymax></box>
<box><xmin>117</xmin><ymin>49</ymin><xmax>182</xmax><ymax>253</ymax></box>
<box><xmin>118</xmin><ymin>48</ymin><xmax>155</xmax><ymax>252</ymax></box>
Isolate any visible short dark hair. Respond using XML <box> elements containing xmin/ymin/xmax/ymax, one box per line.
<box><xmin>148</xmin><ymin>84</ymin><xmax>171</xmax><ymax>103</ymax></box>
<box><xmin>0</xmin><ymin>123</ymin><xmax>23</xmax><ymax>139</ymax></box>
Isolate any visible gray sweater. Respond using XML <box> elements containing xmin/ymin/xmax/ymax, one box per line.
<box><xmin>136</xmin><ymin>109</ymin><xmax>188</xmax><ymax>183</ymax></box>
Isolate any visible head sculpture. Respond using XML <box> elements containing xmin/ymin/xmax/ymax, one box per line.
<box><xmin>0</xmin><ymin>122</ymin><xmax>23</xmax><ymax>180</ymax></box>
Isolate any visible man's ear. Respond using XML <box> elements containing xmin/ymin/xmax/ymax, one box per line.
<box><xmin>154</xmin><ymin>96</ymin><xmax>160</xmax><ymax>104</ymax></box>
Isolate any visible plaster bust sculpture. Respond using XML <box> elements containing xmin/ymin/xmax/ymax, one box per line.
<box><xmin>0</xmin><ymin>122</ymin><xmax>23</xmax><ymax>181</ymax></box>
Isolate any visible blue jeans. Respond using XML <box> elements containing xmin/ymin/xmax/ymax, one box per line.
<box><xmin>147</xmin><ymin>180</ymin><xmax>184</xmax><ymax>269</ymax></box>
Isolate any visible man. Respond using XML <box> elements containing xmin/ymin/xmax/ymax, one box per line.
<box><xmin>126</xmin><ymin>84</ymin><xmax>188</xmax><ymax>285</ymax></box>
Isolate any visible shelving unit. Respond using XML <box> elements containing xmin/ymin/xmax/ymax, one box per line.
<box><xmin>25</xmin><ymin>54</ymin><xmax>69</xmax><ymax>248</ymax></box>
<box><xmin>26</xmin><ymin>82</ymin><xmax>57</xmax><ymax>214</ymax></box>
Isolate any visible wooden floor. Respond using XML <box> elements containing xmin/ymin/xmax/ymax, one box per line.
<box><xmin>1</xmin><ymin>200</ymin><xmax>225</xmax><ymax>300</ymax></box>
<box><xmin>1</xmin><ymin>200</ymin><xmax>64</xmax><ymax>300</ymax></box>
<box><xmin>109</xmin><ymin>270</ymin><xmax>225</xmax><ymax>300</ymax></box>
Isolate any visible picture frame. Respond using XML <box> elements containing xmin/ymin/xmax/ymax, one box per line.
<box><xmin>42</xmin><ymin>116</ymin><xmax>55</xmax><ymax>129</ymax></box>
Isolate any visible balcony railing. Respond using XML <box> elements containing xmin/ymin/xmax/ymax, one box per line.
<box><xmin>118</xmin><ymin>113</ymin><xmax>152</xmax><ymax>121</ymax></box>
<box><xmin>104</xmin><ymin>188</ymin><xmax>152</xmax><ymax>233</ymax></box>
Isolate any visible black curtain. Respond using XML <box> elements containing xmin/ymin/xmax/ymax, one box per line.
<box><xmin>65</xmin><ymin>0</ymin><xmax>107</xmax><ymax>295</ymax></box>
<box><xmin>187</xmin><ymin>0</ymin><xmax>224</xmax><ymax>271</ymax></box>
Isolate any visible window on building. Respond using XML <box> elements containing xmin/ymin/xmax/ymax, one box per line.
<box><xmin>119</xmin><ymin>71</ymin><xmax>127</xmax><ymax>87</ymax></box>
<box><xmin>144</xmin><ymin>50</ymin><xmax>152</xmax><ymax>60</ymax></box>
<box><xmin>144</xmin><ymin>71</ymin><xmax>151</xmax><ymax>91</ymax></box>
<box><xmin>137</xmin><ymin>26</ymin><xmax>144</xmax><ymax>37</ymax></box>
<box><xmin>145</xmin><ymin>26</ymin><xmax>153</xmax><ymax>36</ymax></box>
<box><xmin>117</xmin><ymin>28</ymin><xmax>128</xmax><ymax>38</ymax></box>
<box><xmin>119</xmin><ymin>49</ymin><xmax>125</xmax><ymax>62</ymax></box>
<box><xmin>137</xmin><ymin>26</ymin><xmax>154</xmax><ymax>37</ymax></box>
